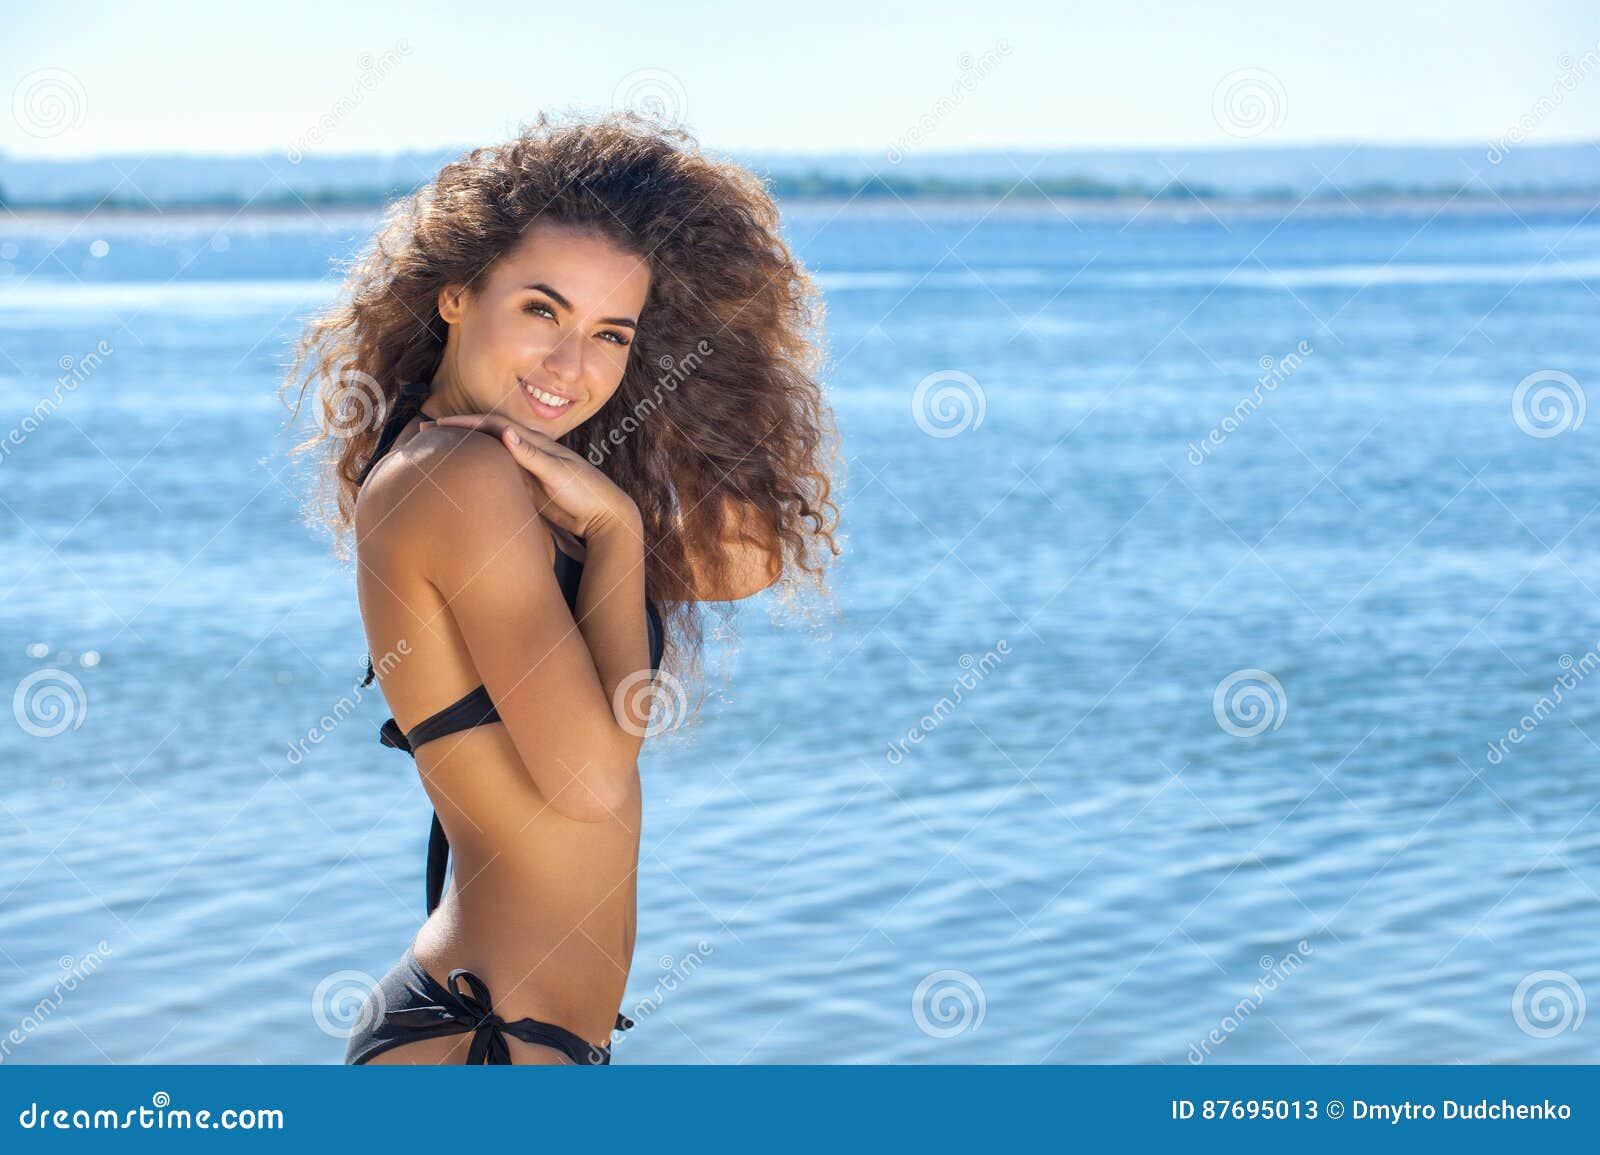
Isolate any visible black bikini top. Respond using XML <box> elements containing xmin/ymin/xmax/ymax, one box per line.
<box><xmin>356</xmin><ymin>382</ymin><xmax>664</xmax><ymax>916</ymax></box>
<box><xmin>356</xmin><ymin>380</ymin><xmax>665</xmax><ymax>755</ymax></box>
<box><xmin>375</xmin><ymin>540</ymin><xmax>664</xmax><ymax>754</ymax></box>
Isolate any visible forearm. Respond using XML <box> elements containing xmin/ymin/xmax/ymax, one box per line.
<box><xmin>573</xmin><ymin>511</ymin><xmax>654</xmax><ymax>757</ymax></box>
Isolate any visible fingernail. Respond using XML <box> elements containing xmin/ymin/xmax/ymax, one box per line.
<box><xmin>506</xmin><ymin>429</ymin><xmax>520</xmax><ymax>445</ymax></box>
<box><xmin>418</xmin><ymin>420</ymin><xmax>433</xmax><ymax>428</ymax></box>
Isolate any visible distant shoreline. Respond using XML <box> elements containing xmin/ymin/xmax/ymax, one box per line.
<box><xmin>4</xmin><ymin>169</ymin><xmax>1600</xmax><ymax>217</ymax></box>
<box><xmin>0</xmin><ymin>190</ymin><xmax>1594</xmax><ymax>227</ymax></box>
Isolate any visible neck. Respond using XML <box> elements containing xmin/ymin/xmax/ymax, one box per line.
<box><xmin>422</xmin><ymin>367</ymin><xmax>479</xmax><ymax>420</ymax></box>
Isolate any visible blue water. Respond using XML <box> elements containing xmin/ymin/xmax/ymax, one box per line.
<box><xmin>2</xmin><ymin>199</ymin><xmax>1599</xmax><ymax>1064</ymax></box>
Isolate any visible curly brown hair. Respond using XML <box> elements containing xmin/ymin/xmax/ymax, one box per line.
<box><xmin>283</xmin><ymin>109</ymin><xmax>841</xmax><ymax>688</ymax></box>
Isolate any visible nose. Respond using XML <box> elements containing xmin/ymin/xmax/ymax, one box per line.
<box><xmin>542</xmin><ymin>328</ymin><xmax>582</xmax><ymax>386</ymax></box>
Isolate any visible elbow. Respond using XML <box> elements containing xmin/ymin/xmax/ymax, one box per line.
<box><xmin>546</xmin><ymin>755</ymin><xmax>639</xmax><ymax>823</ymax></box>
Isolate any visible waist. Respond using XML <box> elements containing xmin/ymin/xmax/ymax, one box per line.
<box><xmin>414</xmin><ymin>875</ymin><xmax>636</xmax><ymax>1041</ymax></box>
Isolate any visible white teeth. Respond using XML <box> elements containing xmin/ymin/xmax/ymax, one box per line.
<box><xmin>523</xmin><ymin>383</ymin><xmax>572</xmax><ymax>408</ymax></box>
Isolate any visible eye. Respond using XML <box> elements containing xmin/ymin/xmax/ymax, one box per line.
<box><xmin>524</xmin><ymin>300</ymin><xmax>629</xmax><ymax>346</ymax></box>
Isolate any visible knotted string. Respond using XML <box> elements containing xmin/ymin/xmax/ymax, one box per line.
<box><xmin>381</xmin><ymin>966</ymin><xmax>635</xmax><ymax>1065</ymax></box>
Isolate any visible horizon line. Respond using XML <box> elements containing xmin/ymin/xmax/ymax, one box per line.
<box><xmin>4</xmin><ymin>134</ymin><xmax>1599</xmax><ymax>164</ymax></box>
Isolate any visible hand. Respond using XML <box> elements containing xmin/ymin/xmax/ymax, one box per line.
<box><xmin>421</xmin><ymin>413</ymin><xmax>641</xmax><ymax>541</ymax></box>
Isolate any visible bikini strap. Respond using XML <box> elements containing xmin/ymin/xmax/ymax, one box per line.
<box><xmin>356</xmin><ymin>379</ymin><xmax>434</xmax><ymax>487</ymax></box>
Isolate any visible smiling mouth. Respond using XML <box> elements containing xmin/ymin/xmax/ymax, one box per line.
<box><xmin>520</xmin><ymin>378</ymin><xmax>576</xmax><ymax>412</ymax></box>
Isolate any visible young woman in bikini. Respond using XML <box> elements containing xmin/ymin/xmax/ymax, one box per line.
<box><xmin>286</xmin><ymin>111</ymin><xmax>839</xmax><ymax>1064</ymax></box>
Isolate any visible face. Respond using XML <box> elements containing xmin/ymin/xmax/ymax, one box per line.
<box><xmin>435</xmin><ymin>221</ymin><xmax>651</xmax><ymax>436</ymax></box>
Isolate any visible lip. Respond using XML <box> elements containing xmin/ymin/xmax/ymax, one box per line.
<box><xmin>518</xmin><ymin>376</ymin><xmax>579</xmax><ymax>404</ymax></box>
<box><xmin>518</xmin><ymin>376</ymin><xmax>580</xmax><ymax>420</ymax></box>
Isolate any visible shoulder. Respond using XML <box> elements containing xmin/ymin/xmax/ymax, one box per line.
<box><xmin>355</xmin><ymin>427</ymin><xmax>552</xmax><ymax>565</ymax></box>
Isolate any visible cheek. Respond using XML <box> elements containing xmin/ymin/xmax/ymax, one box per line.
<box><xmin>594</xmin><ymin>359</ymin><xmax>630</xmax><ymax>401</ymax></box>
<box><xmin>471</xmin><ymin>309</ymin><xmax>545</xmax><ymax>363</ymax></box>
<box><xmin>578</xmin><ymin>341</ymin><xmax>623</xmax><ymax>381</ymax></box>
<box><xmin>575</xmin><ymin>375</ymin><xmax>626</xmax><ymax>422</ymax></box>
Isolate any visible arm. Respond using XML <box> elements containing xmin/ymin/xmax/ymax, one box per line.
<box><xmin>569</xmin><ymin>508</ymin><xmax>653</xmax><ymax>749</ymax></box>
<box><xmin>421</xmin><ymin>436</ymin><xmax>650</xmax><ymax>821</ymax></box>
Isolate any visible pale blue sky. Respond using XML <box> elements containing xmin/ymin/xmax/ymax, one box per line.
<box><xmin>4</xmin><ymin>0</ymin><xmax>1598</xmax><ymax>157</ymax></box>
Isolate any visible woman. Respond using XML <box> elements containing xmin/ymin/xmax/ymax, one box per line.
<box><xmin>286</xmin><ymin>111</ymin><xmax>840</xmax><ymax>1064</ymax></box>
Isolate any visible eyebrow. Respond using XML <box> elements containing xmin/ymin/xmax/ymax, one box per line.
<box><xmin>521</xmin><ymin>282</ymin><xmax>638</xmax><ymax>329</ymax></box>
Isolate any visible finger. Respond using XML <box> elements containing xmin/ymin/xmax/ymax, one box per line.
<box><xmin>500</xmin><ymin>425</ymin><xmax>564</xmax><ymax>473</ymax></box>
<box><xmin>424</xmin><ymin>413</ymin><xmax>554</xmax><ymax>444</ymax></box>
<box><xmin>420</xmin><ymin>414</ymin><xmax>505</xmax><ymax>433</ymax></box>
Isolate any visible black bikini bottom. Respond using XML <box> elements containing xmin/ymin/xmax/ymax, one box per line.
<box><xmin>344</xmin><ymin>946</ymin><xmax>632</xmax><ymax>1065</ymax></box>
